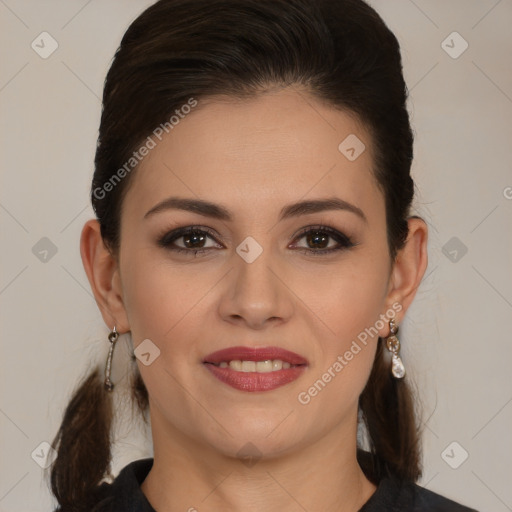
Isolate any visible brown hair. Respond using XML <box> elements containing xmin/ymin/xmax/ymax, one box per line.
<box><xmin>48</xmin><ymin>0</ymin><xmax>423</xmax><ymax>509</ymax></box>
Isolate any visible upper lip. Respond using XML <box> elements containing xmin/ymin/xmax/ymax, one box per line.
<box><xmin>203</xmin><ymin>346</ymin><xmax>308</xmax><ymax>365</ymax></box>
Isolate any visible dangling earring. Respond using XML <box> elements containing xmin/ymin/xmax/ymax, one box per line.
<box><xmin>384</xmin><ymin>318</ymin><xmax>405</xmax><ymax>379</ymax></box>
<box><xmin>104</xmin><ymin>326</ymin><xmax>119</xmax><ymax>391</ymax></box>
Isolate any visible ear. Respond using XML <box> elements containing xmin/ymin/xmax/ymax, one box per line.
<box><xmin>379</xmin><ymin>216</ymin><xmax>428</xmax><ymax>335</ymax></box>
<box><xmin>80</xmin><ymin>219</ymin><xmax>130</xmax><ymax>333</ymax></box>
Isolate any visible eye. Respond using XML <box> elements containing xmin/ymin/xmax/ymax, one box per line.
<box><xmin>290</xmin><ymin>225</ymin><xmax>356</xmax><ymax>256</ymax></box>
<box><xmin>157</xmin><ymin>226</ymin><xmax>222</xmax><ymax>256</ymax></box>
<box><xmin>157</xmin><ymin>224</ymin><xmax>356</xmax><ymax>257</ymax></box>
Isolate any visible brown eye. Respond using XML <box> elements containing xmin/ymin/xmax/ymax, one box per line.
<box><xmin>158</xmin><ymin>226</ymin><xmax>222</xmax><ymax>256</ymax></box>
<box><xmin>304</xmin><ymin>230</ymin><xmax>330</xmax><ymax>250</ymax></box>
<box><xmin>291</xmin><ymin>226</ymin><xmax>356</xmax><ymax>256</ymax></box>
<box><xmin>179</xmin><ymin>231</ymin><xmax>208</xmax><ymax>249</ymax></box>
<box><xmin>157</xmin><ymin>224</ymin><xmax>356</xmax><ymax>257</ymax></box>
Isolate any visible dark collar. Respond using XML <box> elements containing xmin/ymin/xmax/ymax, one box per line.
<box><xmin>96</xmin><ymin>458</ymin><xmax>156</xmax><ymax>512</ymax></box>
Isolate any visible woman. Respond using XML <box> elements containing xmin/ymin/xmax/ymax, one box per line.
<box><xmin>47</xmin><ymin>0</ymin><xmax>478</xmax><ymax>510</ymax></box>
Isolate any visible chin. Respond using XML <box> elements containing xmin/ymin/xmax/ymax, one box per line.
<box><xmin>200</xmin><ymin>418</ymin><xmax>303</xmax><ymax>460</ymax></box>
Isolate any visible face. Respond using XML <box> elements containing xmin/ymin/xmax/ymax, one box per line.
<box><xmin>116</xmin><ymin>87</ymin><xmax>396</xmax><ymax>460</ymax></box>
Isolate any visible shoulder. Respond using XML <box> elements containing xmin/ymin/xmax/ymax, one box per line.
<box><xmin>356</xmin><ymin>450</ymin><xmax>478</xmax><ymax>512</ymax></box>
<box><xmin>406</xmin><ymin>481</ymin><xmax>480</xmax><ymax>512</ymax></box>
<box><xmin>82</xmin><ymin>458</ymin><xmax>155</xmax><ymax>512</ymax></box>
<box><xmin>360</xmin><ymin>476</ymin><xmax>479</xmax><ymax>512</ymax></box>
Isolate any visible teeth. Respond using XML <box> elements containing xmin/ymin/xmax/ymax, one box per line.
<box><xmin>241</xmin><ymin>361</ymin><xmax>256</xmax><ymax>372</ymax></box>
<box><xmin>216</xmin><ymin>359</ymin><xmax>296</xmax><ymax>372</ymax></box>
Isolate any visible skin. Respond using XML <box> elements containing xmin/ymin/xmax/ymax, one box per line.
<box><xmin>81</xmin><ymin>87</ymin><xmax>428</xmax><ymax>512</ymax></box>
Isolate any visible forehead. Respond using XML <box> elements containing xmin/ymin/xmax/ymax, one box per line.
<box><xmin>124</xmin><ymin>88</ymin><xmax>383</xmax><ymax>223</ymax></box>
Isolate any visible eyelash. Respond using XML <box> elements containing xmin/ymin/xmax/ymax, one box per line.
<box><xmin>157</xmin><ymin>225</ymin><xmax>356</xmax><ymax>257</ymax></box>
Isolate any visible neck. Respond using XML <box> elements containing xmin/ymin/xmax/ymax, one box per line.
<box><xmin>141</xmin><ymin>413</ymin><xmax>377</xmax><ymax>512</ymax></box>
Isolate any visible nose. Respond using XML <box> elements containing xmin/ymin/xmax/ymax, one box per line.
<box><xmin>218</xmin><ymin>247</ymin><xmax>294</xmax><ymax>330</ymax></box>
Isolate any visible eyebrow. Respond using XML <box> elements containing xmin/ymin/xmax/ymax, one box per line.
<box><xmin>144</xmin><ymin>196</ymin><xmax>367</xmax><ymax>224</ymax></box>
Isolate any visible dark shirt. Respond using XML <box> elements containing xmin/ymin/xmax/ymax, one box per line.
<box><xmin>90</xmin><ymin>453</ymin><xmax>479</xmax><ymax>512</ymax></box>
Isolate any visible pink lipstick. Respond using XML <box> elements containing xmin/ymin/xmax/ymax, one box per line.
<box><xmin>203</xmin><ymin>346</ymin><xmax>308</xmax><ymax>392</ymax></box>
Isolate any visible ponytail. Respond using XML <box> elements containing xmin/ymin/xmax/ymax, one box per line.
<box><xmin>47</xmin><ymin>355</ymin><xmax>150</xmax><ymax>511</ymax></box>
<box><xmin>358</xmin><ymin>337</ymin><xmax>422</xmax><ymax>482</ymax></box>
<box><xmin>48</xmin><ymin>366</ymin><xmax>114</xmax><ymax>511</ymax></box>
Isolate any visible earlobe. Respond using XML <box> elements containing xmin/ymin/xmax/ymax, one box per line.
<box><xmin>382</xmin><ymin>217</ymin><xmax>429</xmax><ymax>327</ymax></box>
<box><xmin>80</xmin><ymin>219</ymin><xmax>130</xmax><ymax>332</ymax></box>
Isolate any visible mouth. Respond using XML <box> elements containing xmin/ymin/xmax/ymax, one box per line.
<box><xmin>203</xmin><ymin>346</ymin><xmax>308</xmax><ymax>392</ymax></box>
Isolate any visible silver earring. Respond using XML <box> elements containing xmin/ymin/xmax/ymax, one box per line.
<box><xmin>104</xmin><ymin>326</ymin><xmax>119</xmax><ymax>391</ymax></box>
<box><xmin>384</xmin><ymin>319</ymin><xmax>405</xmax><ymax>379</ymax></box>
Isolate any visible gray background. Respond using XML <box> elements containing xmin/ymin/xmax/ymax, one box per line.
<box><xmin>1</xmin><ymin>1</ymin><xmax>511</xmax><ymax>511</ymax></box>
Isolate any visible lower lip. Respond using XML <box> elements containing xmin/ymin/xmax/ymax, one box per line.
<box><xmin>203</xmin><ymin>363</ymin><xmax>307</xmax><ymax>392</ymax></box>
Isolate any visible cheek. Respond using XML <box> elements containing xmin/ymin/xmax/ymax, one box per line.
<box><xmin>120</xmin><ymin>256</ymin><xmax>209</xmax><ymax>407</ymax></box>
<box><xmin>294</xmin><ymin>278</ymin><xmax>383</xmax><ymax>422</ymax></box>
<box><xmin>331</xmin><ymin>270</ymin><xmax>388</xmax><ymax>342</ymax></box>
<box><xmin>293</xmin><ymin>251</ymin><xmax>389</xmax><ymax>396</ymax></box>
<box><xmin>294</xmin><ymin>250</ymin><xmax>389</xmax><ymax>343</ymax></box>
<box><xmin>120</xmin><ymin>243</ymin><xmax>211</xmax><ymax>343</ymax></box>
